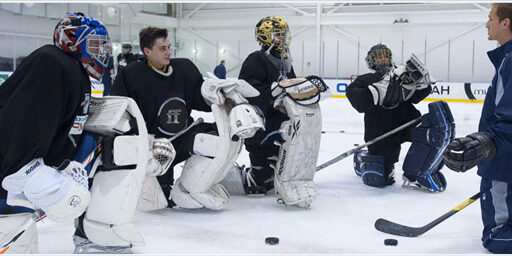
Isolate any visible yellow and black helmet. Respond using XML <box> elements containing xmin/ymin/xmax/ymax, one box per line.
<box><xmin>255</xmin><ymin>16</ymin><xmax>290</xmax><ymax>53</ymax></box>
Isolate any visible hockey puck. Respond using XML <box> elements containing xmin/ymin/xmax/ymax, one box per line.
<box><xmin>384</xmin><ymin>238</ymin><xmax>398</xmax><ymax>246</ymax></box>
<box><xmin>265</xmin><ymin>237</ymin><xmax>279</xmax><ymax>245</ymax></box>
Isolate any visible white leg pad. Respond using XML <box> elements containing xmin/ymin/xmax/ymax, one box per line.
<box><xmin>274</xmin><ymin>97</ymin><xmax>322</xmax><ymax>208</ymax></box>
<box><xmin>137</xmin><ymin>175</ymin><xmax>168</xmax><ymax>211</ymax></box>
<box><xmin>171</xmin><ymin>104</ymin><xmax>242</xmax><ymax>210</ymax></box>
<box><xmin>83</xmin><ymin>219</ymin><xmax>143</xmax><ymax>247</ymax></box>
<box><xmin>83</xmin><ymin>97</ymin><xmax>148</xmax><ymax>247</ymax></box>
<box><xmin>0</xmin><ymin>213</ymin><xmax>38</xmax><ymax>254</ymax></box>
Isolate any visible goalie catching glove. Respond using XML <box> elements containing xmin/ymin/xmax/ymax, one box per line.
<box><xmin>146</xmin><ymin>135</ymin><xmax>176</xmax><ymax>176</ymax></box>
<box><xmin>1</xmin><ymin>158</ymin><xmax>90</xmax><ymax>221</ymax></box>
<box><xmin>443</xmin><ymin>132</ymin><xmax>496</xmax><ymax>173</ymax></box>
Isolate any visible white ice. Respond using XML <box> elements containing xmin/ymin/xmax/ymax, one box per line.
<box><xmin>36</xmin><ymin>98</ymin><xmax>488</xmax><ymax>254</ymax></box>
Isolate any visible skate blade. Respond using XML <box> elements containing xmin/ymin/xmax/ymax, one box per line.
<box><xmin>73</xmin><ymin>235</ymin><xmax>133</xmax><ymax>254</ymax></box>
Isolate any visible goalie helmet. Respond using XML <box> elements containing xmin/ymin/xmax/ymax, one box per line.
<box><xmin>255</xmin><ymin>16</ymin><xmax>290</xmax><ymax>57</ymax></box>
<box><xmin>365</xmin><ymin>44</ymin><xmax>393</xmax><ymax>74</ymax></box>
<box><xmin>54</xmin><ymin>12</ymin><xmax>112</xmax><ymax>80</ymax></box>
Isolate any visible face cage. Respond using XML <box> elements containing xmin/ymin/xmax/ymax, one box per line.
<box><xmin>85</xmin><ymin>34</ymin><xmax>112</xmax><ymax>68</ymax></box>
<box><xmin>270</xmin><ymin>28</ymin><xmax>291</xmax><ymax>52</ymax></box>
<box><xmin>369</xmin><ymin>48</ymin><xmax>392</xmax><ymax>66</ymax></box>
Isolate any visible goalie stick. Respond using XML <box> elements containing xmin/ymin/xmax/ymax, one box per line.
<box><xmin>374</xmin><ymin>192</ymin><xmax>481</xmax><ymax>237</ymax></box>
<box><xmin>0</xmin><ymin>118</ymin><xmax>205</xmax><ymax>253</ymax></box>
<box><xmin>316</xmin><ymin>117</ymin><xmax>421</xmax><ymax>172</ymax></box>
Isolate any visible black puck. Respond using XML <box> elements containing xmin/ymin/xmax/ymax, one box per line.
<box><xmin>265</xmin><ymin>237</ymin><xmax>279</xmax><ymax>245</ymax></box>
<box><xmin>384</xmin><ymin>238</ymin><xmax>398</xmax><ymax>246</ymax></box>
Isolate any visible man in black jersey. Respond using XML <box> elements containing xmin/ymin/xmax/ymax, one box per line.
<box><xmin>112</xmin><ymin>27</ymin><xmax>262</xmax><ymax>211</ymax></box>
<box><xmin>0</xmin><ymin>12</ymin><xmax>111</xmax><ymax>253</ymax></box>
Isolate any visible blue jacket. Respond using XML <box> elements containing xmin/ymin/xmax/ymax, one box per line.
<box><xmin>477</xmin><ymin>40</ymin><xmax>512</xmax><ymax>182</ymax></box>
<box><xmin>214</xmin><ymin>64</ymin><xmax>226</xmax><ymax>79</ymax></box>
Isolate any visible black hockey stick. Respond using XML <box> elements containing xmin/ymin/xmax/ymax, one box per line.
<box><xmin>374</xmin><ymin>192</ymin><xmax>481</xmax><ymax>237</ymax></box>
<box><xmin>168</xmin><ymin>117</ymin><xmax>204</xmax><ymax>142</ymax></box>
<box><xmin>316</xmin><ymin>117</ymin><xmax>421</xmax><ymax>172</ymax></box>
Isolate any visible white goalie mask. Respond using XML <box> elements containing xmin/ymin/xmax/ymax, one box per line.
<box><xmin>228</xmin><ymin>104</ymin><xmax>265</xmax><ymax>141</ymax></box>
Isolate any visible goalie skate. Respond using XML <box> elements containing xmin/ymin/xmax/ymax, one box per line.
<box><xmin>73</xmin><ymin>235</ymin><xmax>133</xmax><ymax>254</ymax></box>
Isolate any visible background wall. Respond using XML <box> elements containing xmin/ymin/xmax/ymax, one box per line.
<box><xmin>0</xmin><ymin>2</ymin><xmax>497</xmax><ymax>83</ymax></box>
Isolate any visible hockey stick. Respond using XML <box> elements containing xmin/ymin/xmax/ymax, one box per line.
<box><xmin>316</xmin><ymin>117</ymin><xmax>421</xmax><ymax>172</ymax></box>
<box><xmin>374</xmin><ymin>192</ymin><xmax>481</xmax><ymax>237</ymax></box>
<box><xmin>169</xmin><ymin>117</ymin><xmax>204</xmax><ymax>142</ymax></box>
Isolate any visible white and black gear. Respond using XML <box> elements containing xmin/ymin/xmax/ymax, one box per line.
<box><xmin>0</xmin><ymin>213</ymin><xmax>39</xmax><ymax>254</ymax></box>
<box><xmin>170</xmin><ymin>104</ymin><xmax>244</xmax><ymax>210</ymax></box>
<box><xmin>201</xmin><ymin>72</ymin><xmax>260</xmax><ymax>106</ymax></box>
<box><xmin>76</xmin><ymin>96</ymin><xmax>149</xmax><ymax>251</ymax></box>
<box><xmin>1</xmin><ymin>158</ymin><xmax>90</xmax><ymax>222</ymax></box>
<box><xmin>229</xmin><ymin>104</ymin><xmax>265</xmax><ymax>141</ymax></box>
<box><xmin>146</xmin><ymin>135</ymin><xmax>176</xmax><ymax>176</ymax></box>
<box><xmin>271</xmin><ymin>95</ymin><xmax>323</xmax><ymax>208</ymax></box>
<box><xmin>271</xmin><ymin>75</ymin><xmax>331</xmax><ymax>106</ymax></box>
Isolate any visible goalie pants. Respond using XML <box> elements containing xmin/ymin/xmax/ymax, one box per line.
<box><xmin>480</xmin><ymin>177</ymin><xmax>512</xmax><ymax>254</ymax></box>
<box><xmin>156</xmin><ymin>123</ymin><xmax>216</xmax><ymax>197</ymax></box>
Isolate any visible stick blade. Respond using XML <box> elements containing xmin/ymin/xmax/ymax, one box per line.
<box><xmin>374</xmin><ymin>218</ymin><xmax>425</xmax><ymax>237</ymax></box>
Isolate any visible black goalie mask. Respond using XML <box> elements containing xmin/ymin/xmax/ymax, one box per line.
<box><xmin>365</xmin><ymin>44</ymin><xmax>393</xmax><ymax>74</ymax></box>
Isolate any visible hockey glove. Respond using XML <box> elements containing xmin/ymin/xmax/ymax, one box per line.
<box><xmin>1</xmin><ymin>158</ymin><xmax>90</xmax><ymax>221</ymax></box>
<box><xmin>443</xmin><ymin>132</ymin><xmax>496</xmax><ymax>172</ymax></box>
<box><xmin>381</xmin><ymin>74</ymin><xmax>403</xmax><ymax>109</ymax></box>
<box><xmin>147</xmin><ymin>135</ymin><xmax>175</xmax><ymax>176</ymax></box>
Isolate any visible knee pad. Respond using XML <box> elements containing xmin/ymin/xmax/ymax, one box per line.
<box><xmin>0</xmin><ymin>213</ymin><xmax>38</xmax><ymax>254</ymax></box>
<box><xmin>353</xmin><ymin>151</ymin><xmax>389</xmax><ymax>187</ymax></box>
<box><xmin>273</xmin><ymin>97</ymin><xmax>322</xmax><ymax>208</ymax></box>
<box><xmin>82</xmin><ymin>97</ymin><xmax>148</xmax><ymax>247</ymax></box>
<box><xmin>171</xmin><ymin>104</ymin><xmax>242</xmax><ymax>210</ymax></box>
<box><xmin>403</xmin><ymin>101</ymin><xmax>454</xmax><ymax>190</ymax></box>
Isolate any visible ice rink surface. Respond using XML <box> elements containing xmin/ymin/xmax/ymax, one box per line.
<box><xmin>37</xmin><ymin>98</ymin><xmax>489</xmax><ymax>254</ymax></box>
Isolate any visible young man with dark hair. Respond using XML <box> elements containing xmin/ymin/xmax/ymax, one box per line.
<box><xmin>444</xmin><ymin>3</ymin><xmax>512</xmax><ymax>253</ymax></box>
<box><xmin>112</xmin><ymin>26</ymin><xmax>262</xmax><ymax>211</ymax></box>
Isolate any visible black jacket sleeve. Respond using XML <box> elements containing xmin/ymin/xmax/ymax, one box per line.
<box><xmin>346</xmin><ymin>73</ymin><xmax>383</xmax><ymax>113</ymax></box>
<box><xmin>112</xmin><ymin>68</ymin><xmax>132</xmax><ymax>97</ymax></box>
<box><xmin>239</xmin><ymin>53</ymin><xmax>275</xmax><ymax>116</ymax></box>
<box><xmin>181</xmin><ymin>59</ymin><xmax>210</xmax><ymax>112</ymax></box>
<box><xmin>0</xmin><ymin>52</ymin><xmax>64</xmax><ymax>175</ymax></box>
<box><xmin>408</xmin><ymin>85</ymin><xmax>432</xmax><ymax>104</ymax></box>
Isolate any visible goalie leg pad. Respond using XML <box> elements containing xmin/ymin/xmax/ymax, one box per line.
<box><xmin>274</xmin><ymin>97</ymin><xmax>322</xmax><ymax>208</ymax></box>
<box><xmin>354</xmin><ymin>151</ymin><xmax>389</xmax><ymax>187</ymax></box>
<box><xmin>403</xmin><ymin>101</ymin><xmax>454</xmax><ymax>192</ymax></box>
<box><xmin>0</xmin><ymin>213</ymin><xmax>38</xmax><ymax>254</ymax></box>
<box><xmin>82</xmin><ymin>97</ymin><xmax>148</xmax><ymax>247</ymax></box>
<box><xmin>136</xmin><ymin>175</ymin><xmax>168</xmax><ymax>211</ymax></box>
<box><xmin>171</xmin><ymin>104</ymin><xmax>241</xmax><ymax>210</ymax></box>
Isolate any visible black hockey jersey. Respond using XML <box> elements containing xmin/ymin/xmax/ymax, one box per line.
<box><xmin>0</xmin><ymin>45</ymin><xmax>91</xmax><ymax>198</ymax></box>
<box><xmin>346</xmin><ymin>72</ymin><xmax>431</xmax><ymax>142</ymax></box>
<box><xmin>239</xmin><ymin>50</ymin><xmax>296</xmax><ymax>129</ymax></box>
<box><xmin>112</xmin><ymin>58</ymin><xmax>210</xmax><ymax>137</ymax></box>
